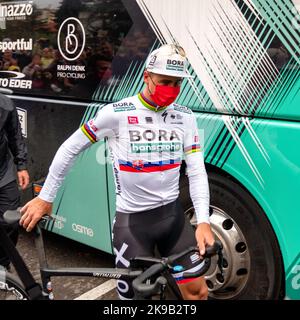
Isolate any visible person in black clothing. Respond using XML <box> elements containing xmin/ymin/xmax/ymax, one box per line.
<box><xmin>0</xmin><ymin>92</ymin><xmax>29</xmax><ymax>269</ymax></box>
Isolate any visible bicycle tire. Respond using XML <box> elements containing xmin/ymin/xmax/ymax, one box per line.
<box><xmin>0</xmin><ymin>271</ymin><xmax>29</xmax><ymax>300</ymax></box>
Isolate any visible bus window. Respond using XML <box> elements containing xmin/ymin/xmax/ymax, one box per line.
<box><xmin>0</xmin><ymin>0</ymin><xmax>156</xmax><ymax>102</ymax></box>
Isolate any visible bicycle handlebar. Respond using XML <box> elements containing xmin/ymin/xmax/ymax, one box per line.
<box><xmin>3</xmin><ymin>208</ymin><xmax>53</xmax><ymax>229</ymax></box>
<box><xmin>132</xmin><ymin>264</ymin><xmax>167</xmax><ymax>297</ymax></box>
<box><xmin>132</xmin><ymin>241</ymin><xmax>223</xmax><ymax>298</ymax></box>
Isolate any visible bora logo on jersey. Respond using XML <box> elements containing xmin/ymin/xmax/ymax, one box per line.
<box><xmin>129</xmin><ymin>129</ymin><xmax>180</xmax><ymax>142</ymax></box>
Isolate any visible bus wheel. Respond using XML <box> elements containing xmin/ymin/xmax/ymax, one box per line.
<box><xmin>179</xmin><ymin>172</ymin><xmax>284</xmax><ymax>299</ymax></box>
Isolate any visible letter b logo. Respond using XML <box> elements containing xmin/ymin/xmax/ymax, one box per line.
<box><xmin>66</xmin><ymin>24</ymin><xmax>78</xmax><ymax>55</ymax></box>
<box><xmin>58</xmin><ymin>17</ymin><xmax>86</xmax><ymax>61</ymax></box>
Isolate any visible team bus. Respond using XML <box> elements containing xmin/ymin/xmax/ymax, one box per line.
<box><xmin>0</xmin><ymin>0</ymin><xmax>299</xmax><ymax>300</ymax></box>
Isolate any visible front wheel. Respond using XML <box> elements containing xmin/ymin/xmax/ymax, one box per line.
<box><xmin>179</xmin><ymin>172</ymin><xmax>284</xmax><ymax>299</ymax></box>
<box><xmin>0</xmin><ymin>271</ymin><xmax>29</xmax><ymax>300</ymax></box>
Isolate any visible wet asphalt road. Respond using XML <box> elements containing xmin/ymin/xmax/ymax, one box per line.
<box><xmin>13</xmin><ymin>228</ymin><xmax>118</xmax><ymax>300</ymax></box>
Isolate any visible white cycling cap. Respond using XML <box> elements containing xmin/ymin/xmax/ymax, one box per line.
<box><xmin>145</xmin><ymin>44</ymin><xmax>193</xmax><ymax>78</ymax></box>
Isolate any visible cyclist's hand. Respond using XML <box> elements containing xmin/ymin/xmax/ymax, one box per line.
<box><xmin>17</xmin><ymin>170</ymin><xmax>30</xmax><ymax>190</ymax></box>
<box><xmin>195</xmin><ymin>223</ymin><xmax>215</xmax><ymax>256</ymax></box>
<box><xmin>20</xmin><ymin>197</ymin><xmax>53</xmax><ymax>232</ymax></box>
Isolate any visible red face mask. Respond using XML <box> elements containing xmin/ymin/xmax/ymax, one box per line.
<box><xmin>150</xmin><ymin>85</ymin><xmax>180</xmax><ymax>107</ymax></box>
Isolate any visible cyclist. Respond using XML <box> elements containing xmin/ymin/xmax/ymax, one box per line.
<box><xmin>19</xmin><ymin>44</ymin><xmax>215</xmax><ymax>300</ymax></box>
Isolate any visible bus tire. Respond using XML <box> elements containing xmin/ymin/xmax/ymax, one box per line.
<box><xmin>179</xmin><ymin>171</ymin><xmax>284</xmax><ymax>300</ymax></box>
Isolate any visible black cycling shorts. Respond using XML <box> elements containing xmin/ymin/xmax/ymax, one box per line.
<box><xmin>112</xmin><ymin>199</ymin><xmax>203</xmax><ymax>300</ymax></box>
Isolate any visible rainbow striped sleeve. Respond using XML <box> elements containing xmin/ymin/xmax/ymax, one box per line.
<box><xmin>184</xmin><ymin>144</ymin><xmax>201</xmax><ymax>155</ymax></box>
<box><xmin>81</xmin><ymin>122</ymin><xmax>97</xmax><ymax>144</ymax></box>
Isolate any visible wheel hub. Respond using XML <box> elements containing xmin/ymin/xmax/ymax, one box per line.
<box><xmin>185</xmin><ymin>205</ymin><xmax>250</xmax><ymax>299</ymax></box>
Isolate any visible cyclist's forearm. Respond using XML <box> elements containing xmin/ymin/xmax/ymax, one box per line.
<box><xmin>39</xmin><ymin>128</ymin><xmax>91</xmax><ymax>202</ymax></box>
<box><xmin>38</xmin><ymin>146</ymin><xmax>77</xmax><ymax>202</ymax></box>
<box><xmin>186</xmin><ymin>152</ymin><xmax>210</xmax><ymax>224</ymax></box>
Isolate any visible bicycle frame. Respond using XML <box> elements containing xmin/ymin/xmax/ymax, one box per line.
<box><xmin>0</xmin><ymin>221</ymin><xmax>170</xmax><ymax>300</ymax></box>
<box><xmin>34</xmin><ymin>223</ymin><xmax>180</xmax><ymax>300</ymax></box>
<box><xmin>43</xmin><ymin>225</ymin><xmax>145</xmax><ymax>298</ymax></box>
<box><xmin>2</xmin><ymin>212</ymin><xmax>219</xmax><ymax>300</ymax></box>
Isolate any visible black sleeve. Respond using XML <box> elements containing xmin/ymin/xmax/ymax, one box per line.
<box><xmin>4</xmin><ymin>105</ymin><xmax>28</xmax><ymax>171</ymax></box>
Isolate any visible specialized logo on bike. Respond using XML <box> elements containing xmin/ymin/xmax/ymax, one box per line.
<box><xmin>93</xmin><ymin>272</ymin><xmax>121</xmax><ymax>279</ymax></box>
<box><xmin>57</xmin><ymin>17</ymin><xmax>86</xmax><ymax>61</ymax></box>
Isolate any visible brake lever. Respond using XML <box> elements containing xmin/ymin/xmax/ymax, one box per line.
<box><xmin>207</xmin><ymin>241</ymin><xmax>224</xmax><ymax>276</ymax></box>
<box><xmin>35</xmin><ymin>215</ymin><xmax>54</xmax><ymax>236</ymax></box>
<box><xmin>38</xmin><ymin>215</ymin><xmax>53</xmax><ymax>226</ymax></box>
<box><xmin>204</xmin><ymin>241</ymin><xmax>223</xmax><ymax>257</ymax></box>
<box><xmin>217</xmin><ymin>247</ymin><xmax>224</xmax><ymax>277</ymax></box>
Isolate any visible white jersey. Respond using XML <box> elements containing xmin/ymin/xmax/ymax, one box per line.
<box><xmin>39</xmin><ymin>93</ymin><xmax>210</xmax><ymax>224</ymax></box>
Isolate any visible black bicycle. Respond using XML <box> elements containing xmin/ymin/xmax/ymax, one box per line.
<box><xmin>0</xmin><ymin>209</ymin><xmax>223</xmax><ymax>300</ymax></box>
